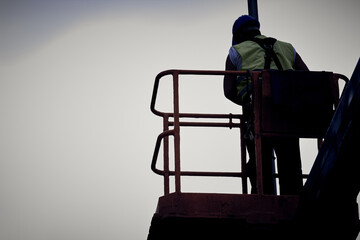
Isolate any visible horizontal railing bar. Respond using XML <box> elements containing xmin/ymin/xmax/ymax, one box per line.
<box><xmin>181</xmin><ymin>171</ymin><xmax>243</xmax><ymax>177</ymax></box>
<box><xmin>153</xmin><ymin>169</ymin><xmax>244</xmax><ymax>178</ymax></box>
<box><xmin>334</xmin><ymin>73</ymin><xmax>349</xmax><ymax>83</ymax></box>
<box><xmin>180</xmin><ymin>122</ymin><xmax>240</xmax><ymax>128</ymax></box>
<box><xmin>153</xmin><ymin>168</ymin><xmax>308</xmax><ymax>179</ymax></box>
<box><xmin>167</xmin><ymin>112</ymin><xmax>243</xmax><ymax>119</ymax></box>
<box><xmin>167</xmin><ymin>122</ymin><xmax>241</xmax><ymax>128</ymax></box>
<box><xmin>151</xmin><ymin>69</ymin><xmax>249</xmax><ymax>117</ymax></box>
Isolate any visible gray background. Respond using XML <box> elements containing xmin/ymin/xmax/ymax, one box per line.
<box><xmin>0</xmin><ymin>0</ymin><xmax>359</xmax><ymax>239</ymax></box>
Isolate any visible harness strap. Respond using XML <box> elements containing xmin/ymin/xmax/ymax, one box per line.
<box><xmin>251</xmin><ymin>37</ymin><xmax>284</xmax><ymax>70</ymax></box>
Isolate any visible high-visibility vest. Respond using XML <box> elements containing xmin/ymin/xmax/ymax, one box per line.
<box><xmin>232</xmin><ymin>35</ymin><xmax>295</xmax><ymax>104</ymax></box>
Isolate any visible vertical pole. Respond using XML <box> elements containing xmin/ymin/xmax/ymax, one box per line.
<box><xmin>163</xmin><ymin>114</ymin><xmax>170</xmax><ymax>195</ymax></box>
<box><xmin>173</xmin><ymin>72</ymin><xmax>181</xmax><ymax>193</ymax></box>
<box><xmin>240</xmin><ymin>119</ymin><xmax>248</xmax><ymax>194</ymax></box>
<box><xmin>252</xmin><ymin>71</ymin><xmax>264</xmax><ymax>195</ymax></box>
<box><xmin>247</xmin><ymin>0</ymin><xmax>259</xmax><ymax>21</ymax></box>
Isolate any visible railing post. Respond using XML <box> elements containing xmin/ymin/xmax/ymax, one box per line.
<box><xmin>163</xmin><ymin>114</ymin><xmax>170</xmax><ymax>195</ymax></box>
<box><xmin>252</xmin><ymin>71</ymin><xmax>264</xmax><ymax>195</ymax></box>
<box><xmin>240</xmin><ymin>119</ymin><xmax>248</xmax><ymax>194</ymax></box>
<box><xmin>173</xmin><ymin>72</ymin><xmax>181</xmax><ymax>193</ymax></box>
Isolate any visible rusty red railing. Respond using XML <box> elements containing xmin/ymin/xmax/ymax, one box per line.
<box><xmin>150</xmin><ymin>70</ymin><xmax>249</xmax><ymax>195</ymax></box>
<box><xmin>150</xmin><ymin>69</ymin><xmax>349</xmax><ymax>196</ymax></box>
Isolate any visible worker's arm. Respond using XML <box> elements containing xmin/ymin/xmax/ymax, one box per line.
<box><xmin>224</xmin><ymin>55</ymin><xmax>242</xmax><ymax>105</ymax></box>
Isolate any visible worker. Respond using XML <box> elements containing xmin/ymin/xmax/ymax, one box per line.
<box><xmin>223</xmin><ymin>15</ymin><xmax>309</xmax><ymax>195</ymax></box>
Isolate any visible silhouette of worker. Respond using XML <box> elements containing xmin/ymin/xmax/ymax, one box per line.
<box><xmin>224</xmin><ymin>15</ymin><xmax>309</xmax><ymax>195</ymax></box>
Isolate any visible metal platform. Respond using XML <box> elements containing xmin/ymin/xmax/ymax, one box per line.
<box><xmin>148</xmin><ymin>193</ymin><xmax>299</xmax><ymax>240</ymax></box>
<box><xmin>148</xmin><ymin>62</ymin><xmax>360</xmax><ymax>239</ymax></box>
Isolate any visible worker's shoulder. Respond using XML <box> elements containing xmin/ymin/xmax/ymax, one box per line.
<box><xmin>256</xmin><ymin>35</ymin><xmax>293</xmax><ymax>46</ymax></box>
<box><xmin>275</xmin><ymin>39</ymin><xmax>293</xmax><ymax>46</ymax></box>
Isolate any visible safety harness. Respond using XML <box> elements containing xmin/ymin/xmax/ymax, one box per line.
<box><xmin>236</xmin><ymin>37</ymin><xmax>286</xmax><ymax>106</ymax></box>
<box><xmin>251</xmin><ymin>37</ymin><xmax>284</xmax><ymax>70</ymax></box>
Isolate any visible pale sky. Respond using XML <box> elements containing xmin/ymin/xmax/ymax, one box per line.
<box><xmin>0</xmin><ymin>0</ymin><xmax>359</xmax><ymax>239</ymax></box>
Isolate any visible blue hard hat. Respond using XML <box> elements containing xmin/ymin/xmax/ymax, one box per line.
<box><xmin>232</xmin><ymin>15</ymin><xmax>260</xmax><ymax>35</ymax></box>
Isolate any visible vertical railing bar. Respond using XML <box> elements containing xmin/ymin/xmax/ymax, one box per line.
<box><xmin>163</xmin><ymin>114</ymin><xmax>170</xmax><ymax>195</ymax></box>
<box><xmin>240</xmin><ymin>120</ymin><xmax>248</xmax><ymax>194</ymax></box>
<box><xmin>252</xmin><ymin>71</ymin><xmax>264</xmax><ymax>195</ymax></box>
<box><xmin>173</xmin><ymin>72</ymin><xmax>181</xmax><ymax>193</ymax></box>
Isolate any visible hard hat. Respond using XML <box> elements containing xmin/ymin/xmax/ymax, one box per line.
<box><xmin>232</xmin><ymin>15</ymin><xmax>260</xmax><ymax>45</ymax></box>
<box><xmin>232</xmin><ymin>15</ymin><xmax>260</xmax><ymax>35</ymax></box>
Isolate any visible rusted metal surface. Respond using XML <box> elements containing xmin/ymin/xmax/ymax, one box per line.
<box><xmin>155</xmin><ymin>192</ymin><xmax>299</xmax><ymax>223</ymax></box>
<box><xmin>148</xmin><ymin>193</ymin><xmax>299</xmax><ymax>240</ymax></box>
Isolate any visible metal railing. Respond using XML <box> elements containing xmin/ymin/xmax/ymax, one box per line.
<box><xmin>150</xmin><ymin>69</ymin><xmax>349</xmax><ymax>196</ymax></box>
<box><xmin>150</xmin><ymin>70</ymin><xmax>249</xmax><ymax>195</ymax></box>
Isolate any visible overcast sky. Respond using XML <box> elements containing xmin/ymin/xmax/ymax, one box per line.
<box><xmin>0</xmin><ymin>0</ymin><xmax>359</xmax><ymax>239</ymax></box>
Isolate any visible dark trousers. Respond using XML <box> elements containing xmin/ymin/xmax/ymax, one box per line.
<box><xmin>246</xmin><ymin>136</ymin><xmax>303</xmax><ymax>195</ymax></box>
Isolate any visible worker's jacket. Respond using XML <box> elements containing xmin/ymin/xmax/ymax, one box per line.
<box><xmin>229</xmin><ymin>35</ymin><xmax>296</xmax><ymax>104</ymax></box>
